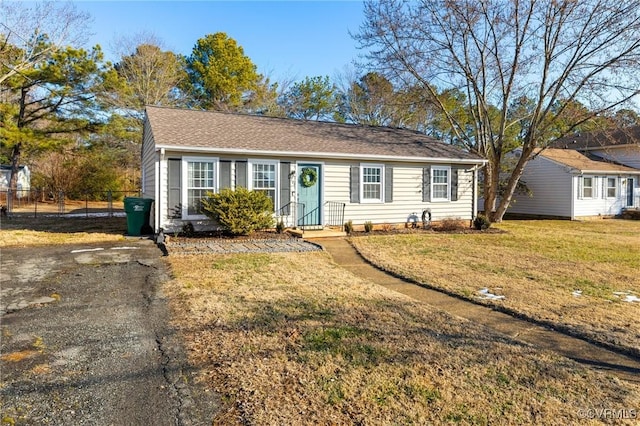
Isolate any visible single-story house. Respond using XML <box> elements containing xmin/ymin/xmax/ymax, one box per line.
<box><xmin>552</xmin><ymin>126</ymin><xmax>640</xmax><ymax>169</ymax></box>
<box><xmin>507</xmin><ymin>148</ymin><xmax>640</xmax><ymax>219</ymax></box>
<box><xmin>142</xmin><ymin>106</ymin><xmax>486</xmax><ymax>233</ymax></box>
<box><xmin>0</xmin><ymin>165</ymin><xmax>31</xmax><ymax>198</ymax></box>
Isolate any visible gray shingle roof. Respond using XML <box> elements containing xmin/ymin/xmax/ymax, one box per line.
<box><xmin>552</xmin><ymin>126</ymin><xmax>640</xmax><ymax>150</ymax></box>
<box><xmin>145</xmin><ymin>106</ymin><xmax>483</xmax><ymax>163</ymax></box>
<box><xmin>536</xmin><ymin>148</ymin><xmax>640</xmax><ymax>174</ymax></box>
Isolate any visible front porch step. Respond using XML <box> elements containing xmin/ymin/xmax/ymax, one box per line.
<box><xmin>287</xmin><ymin>228</ymin><xmax>347</xmax><ymax>239</ymax></box>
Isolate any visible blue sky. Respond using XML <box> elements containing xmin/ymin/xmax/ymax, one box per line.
<box><xmin>75</xmin><ymin>1</ymin><xmax>366</xmax><ymax>82</ymax></box>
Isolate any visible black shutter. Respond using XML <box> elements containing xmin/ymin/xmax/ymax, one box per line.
<box><xmin>451</xmin><ymin>167</ymin><xmax>459</xmax><ymax>202</ymax></box>
<box><xmin>219</xmin><ymin>160</ymin><xmax>232</xmax><ymax>190</ymax></box>
<box><xmin>279</xmin><ymin>162</ymin><xmax>291</xmax><ymax>214</ymax></box>
<box><xmin>384</xmin><ymin>166</ymin><xmax>393</xmax><ymax>203</ymax></box>
<box><xmin>235</xmin><ymin>161</ymin><xmax>247</xmax><ymax>188</ymax></box>
<box><xmin>167</xmin><ymin>158</ymin><xmax>181</xmax><ymax>218</ymax></box>
<box><xmin>350</xmin><ymin>165</ymin><xmax>360</xmax><ymax>203</ymax></box>
<box><xmin>422</xmin><ymin>167</ymin><xmax>431</xmax><ymax>202</ymax></box>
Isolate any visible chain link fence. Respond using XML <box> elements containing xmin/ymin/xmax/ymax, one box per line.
<box><xmin>0</xmin><ymin>189</ymin><xmax>141</xmax><ymax>218</ymax></box>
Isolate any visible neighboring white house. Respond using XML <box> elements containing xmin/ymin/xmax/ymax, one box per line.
<box><xmin>0</xmin><ymin>165</ymin><xmax>31</xmax><ymax>199</ymax></box>
<box><xmin>507</xmin><ymin>149</ymin><xmax>640</xmax><ymax>219</ymax></box>
<box><xmin>141</xmin><ymin>106</ymin><xmax>486</xmax><ymax>233</ymax></box>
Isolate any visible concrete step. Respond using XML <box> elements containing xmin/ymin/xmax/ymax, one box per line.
<box><xmin>287</xmin><ymin>228</ymin><xmax>347</xmax><ymax>239</ymax></box>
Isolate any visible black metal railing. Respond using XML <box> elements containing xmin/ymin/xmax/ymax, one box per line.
<box><xmin>297</xmin><ymin>206</ymin><xmax>320</xmax><ymax>228</ymax></box>
<box><xmin>324</xmin><ymin>201</ymin><xmax>346</xmax><ymax>230</ymax></box>
<box><xmin>278</xmin><ymin>201</ymin><xmax>305</xmax><ymax>228</ymax></box>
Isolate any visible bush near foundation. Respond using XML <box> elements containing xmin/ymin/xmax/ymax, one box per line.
<box><xmin>200</xmin><ymin>188</ymin><xmax>274</xmax><ymax>236</ymax></box>
<box><xmin>473</xmin><ymin>214</ymin><xmax>492</xmax><ymax>230</ymax></box>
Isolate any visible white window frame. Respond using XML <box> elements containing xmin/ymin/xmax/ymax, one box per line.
<box><xmin>581</xmin><ymin>176</ymin><xmax>594</xmax><ymax>199</ymax></box>
<box><xmin>360</xmin><ymin>163</ymin><xmax>385</xmax><ymax>203</ymax></box>
<box><xmin>248</xmin><ymin>159</ymin><xmax>279</xmax><ymax>211</ymax></box>
<box><xmin>606</xmin><ymin>177</ymin><xmax>617</xmax><ymax>199</ymax></box>
<box><xmin>431</xmin><ymin>166</ymin><xmax>451</xmax><ymax>202</ymax></box>
<box><xmin>182</xmin><ymin>156</ymin><xmax>218</xmax><ymax>219</ymax></box>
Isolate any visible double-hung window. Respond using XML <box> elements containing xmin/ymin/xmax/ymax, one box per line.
<box><xmin>183</xmin><ymin>157</ymin><xmax>216</xmax><ymax>217</ymax></box>
<box><xmin>251</xmin><ymin>160</ymin><xmax>278</xmax><ymax>209</ymax></box>
<box><xmin>431</xmin><ymin>166</ymin><xmax>450</xmax><ymax>201</ymax></box>
<box><xmin>606</xmin><ymin>177</ymin><xmax>617</xmax><ymax>198</ymax></box>
<box><xmin>361</xmin><ymin>164</ymin><xmax>383</xmax><ymax>203</ymax></box>
<box><xmin>582</xmin><ymin>176</ymin><xmax>594</xmax><ymax>199</ymax></box>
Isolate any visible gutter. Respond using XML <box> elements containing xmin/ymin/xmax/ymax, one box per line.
<box><xmin>153</xmin><ymin>144</ymin><xmax>488</xmax><ymax>165</ymax></box>
<box><xmin>571</xmin><ymin>169</ymin><xmax>640</xmax><ymax>175</ymax></box>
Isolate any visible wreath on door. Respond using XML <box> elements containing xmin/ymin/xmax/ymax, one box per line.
<box><xmin>300</xmin><ymin>167</ymin><xmax>318</xmax><ymax>187</ymax></box>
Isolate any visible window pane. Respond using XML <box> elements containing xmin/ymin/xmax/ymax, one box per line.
<box><xmin>432</xmin><ymin>168</ymin><xmax>449</xmax><ymax>200</ymax></box>
<box><xmin>361</xmin><ymin>166</ymin><xmax>382</xmax><ymax>201</ymax></box>
<box><xmin>607</xmin><ymin>178</ymin><xmax>616</xmax><ymax>198</ymax></box>
<box><xmin>187</xmin><ymin>161</ymin><xmax>215</xmax><ymax>215</ymax></box>
<box><xmin>363</xmin><ymin>167</ymin><xmax>381</xmax><ymax>183</ymax></box>
<box><xmin>583</xmin><ymin>177</ymin><xmax>593</xmax><ymax>198</ymax></box>
<box><xmin>433</xmin><ymin>169</ymin><xmax>448</xmax><ymax>184</ymax></box>
<box><xmin>433</xmin><ymin>185</ymin><xmax>448</xmax><ymax>199</ymax></box>
<box><xmin>252</xmin><ymin>163</ymin><xmax>276</xmax><ymax>208</ymax></box>
<box><xmin>363</xmin><ymin>183</ymin><xmax>381</xmax><ymax>200</ymax></box>
<box><xmin>188</xmin><ymin>189</ymin><xmax>206</xmax><ymax>215</ymax></box>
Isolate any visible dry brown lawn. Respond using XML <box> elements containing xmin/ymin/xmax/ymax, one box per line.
<box><xmin>0</xmin><ymin>216</ymin><xmax>127</xmax><ymax>247</ymax></box>
<box><xmin>164</xmin><ymin>250</ymin><xmax>639</xmax><ymax>425</ymax></box>
<box><xmin>351</xmin><ymin>219</ymin><xmax>640</xmax><ymax>358</ymax></box>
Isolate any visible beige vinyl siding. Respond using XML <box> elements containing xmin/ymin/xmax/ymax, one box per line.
<box><xmin>141</xmin><ymin>118</ymin><xmax>156</xmax><ymax>199</ymax></box>
<box><xmin>153</xmin><ymin>153</ymin><xmax>478</xmax><ymax>231</ymax></box>
<box><xmin>507</xmin><ymin>155</ymin><xmax>573</xmax><ymax>217</ymax></box>
<box><xmin>324</xmin><ymin>161</ymin><xmax>475</xmax><ymax>225</ymax></box>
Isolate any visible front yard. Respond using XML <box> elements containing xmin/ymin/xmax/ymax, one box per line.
<box><xmin>351</xmin><ymin>219</ymin><xmax>640</xmax><ymax>357</ymax></box>
<box><xmin>2</xmin><ymin>216</ymin><xmax>638</xmax><ymax>423</ymax></box>
<box><xmin>164</xmin><ymin>248</ymin><xmax>639</xmax><ymax>425</ymax></box>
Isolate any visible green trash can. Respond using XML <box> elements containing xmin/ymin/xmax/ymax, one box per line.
<box><xmin>123</xmin><ymin>197</ymin><xmax>153</xmax><ymax>236</ymax></box>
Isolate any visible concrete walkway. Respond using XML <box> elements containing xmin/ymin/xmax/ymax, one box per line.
<box><xmin>315</xmin><ymin>237</ymin><xmax>640</xmax><ymax>384</ymax></box>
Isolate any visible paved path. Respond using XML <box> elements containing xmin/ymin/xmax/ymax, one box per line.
<box><xmin>315</xmin><ymin>237</ymin><xmax>640</xmax><ymax>384</ymax></box>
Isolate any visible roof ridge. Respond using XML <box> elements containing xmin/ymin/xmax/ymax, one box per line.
<box><xmin>145</xmin><ymin>105</ymin><xmax>447</xmax><ymax>142</ymax></box>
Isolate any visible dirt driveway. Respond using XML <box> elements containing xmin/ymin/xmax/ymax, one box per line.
<box><xmin>0</xmin><ymin>239</ymin><xmax>218</xmax><ymax>425</ymax></box>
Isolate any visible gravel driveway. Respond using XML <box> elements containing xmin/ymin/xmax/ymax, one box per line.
<box><xmin>0</xmin><ymin>239</ymin><xmax>218</xmax><ymax>425</ymax></box>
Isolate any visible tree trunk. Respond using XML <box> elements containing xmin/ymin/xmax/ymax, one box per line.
<box><xmin>482</xmin><ymin>159</ymin><xmax>500</xmax><ymax>222</ymax></box>
<box><xmin>8</xmin><ymin>142</ymin><xmax>21</xmax><ymax>192</ymax></box>
<box><xmin>492</xmin><ymin>147</ymin><xmax>535</xmax><ymax>222</ymax></box>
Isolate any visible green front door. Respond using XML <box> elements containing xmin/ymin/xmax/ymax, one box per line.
<box><xmin>297</xmin><ymin>164</ymin><xmax>322</xmax><ymax>227</ymax></box>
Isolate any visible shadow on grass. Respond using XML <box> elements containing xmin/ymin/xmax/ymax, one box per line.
<box><xmin>0</xmin><ymin>214</ymin><xmax>128</xmax><ymax>235</ymax></box>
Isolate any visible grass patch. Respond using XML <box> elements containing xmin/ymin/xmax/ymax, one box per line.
<box><xmin>0</xmin><ymin>216</ymin><xmax>126</xmax><ymax>247</ymax></box>
<box><xmin>163</xmin><ymin>250</ymin><xmax>640</xmax><ymax>425</ymax></box>
<box><xmin>351</xmin><ymin>219</ymin><xmax>640</xmax><ymax>356</ymax></box>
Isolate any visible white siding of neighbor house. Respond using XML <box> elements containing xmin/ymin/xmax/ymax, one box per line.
<box><xmin>572</xmin><ymin>175</ymin><xmax>635</xmax><ymax>218</ymax></box>
<box><xmin>507</xmin><ymin>155</ymin><xmax>574</xmax><ymax>218</ymax></box>
<box><xmin>150</xmin><ymin>151</ymin><xmax>478</xmax><ymax>232</ymax></box>
<box><xmin>589</xmin><ymin>146</ymin><xmax>640</xmax><ymax>169</ymax></box>
<box><xmin>505</xmin><ymin>154</ymin><xmax>637</xmax><ymax>218</ymax></box>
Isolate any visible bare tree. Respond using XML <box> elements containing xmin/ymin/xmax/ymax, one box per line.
<box><xmin>0</xmin><ymin>1</ymin><xmax>90</xmax><ymax>84</ymax></box>
<box><xmin>356</xmin><ymin>0</ymin><xmax>640</xmax><ymax>221</ymax></box>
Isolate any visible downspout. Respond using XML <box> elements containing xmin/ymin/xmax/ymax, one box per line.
<box><xmin>570</xmin><ymin>173</ymin><xmax>576</xmax><ymax>220</ymax></box>
<box><xmin>467</xmin><ymin>163</ymin><xmax>485</xmax><ymax>222</ymax></box>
